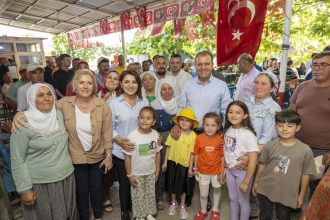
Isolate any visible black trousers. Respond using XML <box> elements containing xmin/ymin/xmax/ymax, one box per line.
<box><xmin>113</xmin><ymin>156</ymin><xmax>132</xmax><ymax>213</ymax></box>
<box><xmin>258</xmin><ymin>194</ymin><xmax>291</xmax><ymax>220</ymax></box>
<box><xmin>74</xmin><ymin>162</ymin><xmax>102</xmax><ymax>220</ymax></box>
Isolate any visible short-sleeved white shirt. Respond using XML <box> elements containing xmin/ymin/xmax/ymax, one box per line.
<box><xmin>123</xmin><ymin>129</ymin><xmax>162</xmax><ymax>176</ymax></box>
<box><xmin>224</xmin><ymin>127</ymin><xmax>259</xmax><ymax>168</ymax></box>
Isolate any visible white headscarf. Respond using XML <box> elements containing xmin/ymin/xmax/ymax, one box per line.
<box><xmin>156</xmin><ymin>78</ymin><xmax>178</xmax><ymax>115</ymax></box>
<box><xmin>25</xmin><ymin>83</ymin><xmax>59</xmax><ymax>135</ymax></box>
<box><xmin>140</xmin><ymin>71</ymin><xmax>158</xmax><ymax>97</ymax></box>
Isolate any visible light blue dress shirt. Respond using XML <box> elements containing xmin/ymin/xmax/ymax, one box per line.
<box><xmin>108</xmin><ymin>94</ymin><xmax>149</xmax><ymax>159</ymax></box>
<box><xmin>245</xmin><ymin>96</ymin><xmax>282</xmax><ymax>145</ymax></box>
<box><xmin>179</xmin><ymin>75</ymin><xmax>232</xmax><ymax>128</ymax></box>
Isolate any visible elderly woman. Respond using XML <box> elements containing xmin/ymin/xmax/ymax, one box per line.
<box><xmin>12</xmin><ymin>69</ymin><xmax>113</xmax><ymax>220</ymax></box>
<box><xmin>11</xmin><ymin>83</ymin><xmax>77</xmax><ymax>220</ymax></box>
<box><xmin>150</xmin><ymin>78</ymin><xmax>178</xmax><ymax>210</ymax></box>
<box><xmin>141</xmin><ymin>71</ymin><xmax>157</xmax><ymax>103</ymax></box>
<box><xmin>109</xmin><ymin>69</ymin><xmax>149</xmax><ymax>220</ymax></box>
<box><xmin>245</xmin><ymin>73</ymin><xmax>282</xmax><ymax>151</ymax></box>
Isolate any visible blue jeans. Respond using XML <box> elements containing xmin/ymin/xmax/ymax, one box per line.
<box><xmin>74</xmin><ymin>162</ymin><xmax>102</xmax><ymax>220</ymax></box>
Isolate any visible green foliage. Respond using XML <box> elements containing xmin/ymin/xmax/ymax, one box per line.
<box><xmin>127</xmin><ymin>14</ymin><xmax>217</xmax><ymax>58</ymax></box>
<box><xmin>257</xmin><ymin>0</ymin><xmax>330</xmax><ymax>64</ymax></box>
<box><xmin>52</xmin><ymin>34</ymin><xmax>70</xmax><ymax>55</ymax></box>
<box><xmin>52</xmin><ymin>33</ymin><xmax>121</xmax><ymax>62</ymax></box>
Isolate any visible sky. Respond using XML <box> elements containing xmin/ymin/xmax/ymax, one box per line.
<box><xmin>0</xmin><ymin>24</ymin><xmax>137</xmax><ymax>55</ymax></box>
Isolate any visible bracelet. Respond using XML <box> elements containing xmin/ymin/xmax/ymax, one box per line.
<box><xmin>127</xmin><ymin>173</ymin><xmax>133</xmax><ymax>178</ymax></box>
<box><xmin>105</xmin><ymin>153</ymin><xmax>111</xmax><ymax>157</ymax></box>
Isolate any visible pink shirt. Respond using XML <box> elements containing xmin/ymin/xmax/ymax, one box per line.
<box><xmin>234</xmin><ymin>67</ymin><xmax>260</xmax><ymax>101</ymax></box>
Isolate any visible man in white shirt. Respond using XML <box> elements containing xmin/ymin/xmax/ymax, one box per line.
<box><xmin>234</xmin><ymin>53</ymin><xmax>260</xmax><ymax>101</ymax></box>
<box><xmin>167</xmin><ymin>54</ymin><xmax>191</xmax><ymax>96</ymax></box>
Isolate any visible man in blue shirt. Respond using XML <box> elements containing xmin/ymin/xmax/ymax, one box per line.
<box><xmin>179</xmin><ymin>50</ymin><xmax>232</xmax><ymax>127</ymax></box>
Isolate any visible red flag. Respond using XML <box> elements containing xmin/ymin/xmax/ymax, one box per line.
<box><xmin>217</xmin><ymin>0</ymin><xmax>269</xmax><ymax>65</ymax></box>
<box><xmin>68</xmin><ymin>33</ymin><xmax>74</xmax><ymax>49</ymax></box>
<box><xmin>173</xmin><ymin>18</ymin><xmax>186</xmax><ymax>39</ymax></box>
<box><xmin>120</xmin><ymin>11</ymin><xmax>133</xmax><ymax>30</ymax></box>
<box><xmin>151</xmin><ymin>22</ymin><xmax>165</xmax><ymax>37</ymax></box>
<box><xmin>186</xmin><ymin>23</ymin><xmax>198</xmax><ymax>41</ymax></box>
<box><xmin>135</xmin><ymin>6</ymin><xmax>147</xmax><ymax>30</ymax></box>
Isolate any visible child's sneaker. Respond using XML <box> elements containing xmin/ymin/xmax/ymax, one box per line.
<box><xmin>193</xmin><ymin>210</ymin><xmax>208</xmax><ymax>220</ymax></box>
<box><xmin>210</xmin><ymin>211</ymin><xmax>221</xmax><ymax>220</ymax></box>
<box><xmin>168</xmin><ymin>202</ymin><xmax>177</xmax><ymax>216</ymax></box>
<box><xmin>179</xmin><ymin>206</ymin><xmax>189</xmax><ymax>219</ymax></box>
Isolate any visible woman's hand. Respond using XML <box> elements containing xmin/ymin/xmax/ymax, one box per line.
<box><xmin>128</xmin><ymin>176</ymin><xmax>138</xmax><ymax>187</ymax></box>
<box><xmin>11</xmin><ymin>112</ymin><xmax>28</xmax><ymax>133</ymax></box>
<box><xmin>117</xmin><ymin>137</ymin><xmax>135</xmax><ymax>152</ymax></box>
<box><xmin>235</xmin><ymin>154</ymin><xmax>249</xmax><ymax>170</ymax></box>
<box><xmin>21</xmin><ymin>191</ymin><xmax>36</xmax><ymax>206</ymax></box>
<box><xmin>239</xmin><ymin>181</ymin><xmax>249</xmax><ymax>193</ymax></box>
<box><xmin>170</xmin><ymin>124</ymin><xmax>181</xmax><ymax>141</ymax></box>
<box><xmin>100</xmin><ymin>156</ymin><xmax>113</xmax><ymax>174</ymax></box>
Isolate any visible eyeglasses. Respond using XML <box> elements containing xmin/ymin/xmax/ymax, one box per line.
<box><xmin>311</xmin><ymin>62</ymin><xmax>330</xmax><ymax>69</ymax></box>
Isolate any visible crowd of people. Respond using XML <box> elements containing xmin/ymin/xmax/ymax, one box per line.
<box><xmin>0</xmin><ymin>47</ymin><xmax>329</xmax><ymax>220</ymax></box>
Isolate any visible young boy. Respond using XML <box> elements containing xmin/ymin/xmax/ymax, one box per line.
<box><xmin>252</xmin><ymin>110</ymin><xmax>316</xmax><ymax>220</ymax></box>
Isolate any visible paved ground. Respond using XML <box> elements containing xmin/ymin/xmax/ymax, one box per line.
<box><xmin>12</xmin><ymin>181</ymin><xmax>304</xmax><ymax>220</ymax></box>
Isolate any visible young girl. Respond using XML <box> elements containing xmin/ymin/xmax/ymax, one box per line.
<box><xmin>162</xmin><ymin>108</ymin><xmax>198</xmax><ymax>220</ymax></box>
<box><xmin>224</xmin><ymin>101</ymin><xmax>259</xmax><ymax>220</ymax></box>
<box><xmin>123</xmin><ymin>106</ymin><xmax>161</xmax><ymax>220</ymax></box>
<box><xmin>191</xmin><ymin>112</ymin><xmax>225</xmax><ymax>220</ymax></box>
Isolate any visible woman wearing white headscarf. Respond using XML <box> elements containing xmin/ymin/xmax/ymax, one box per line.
<box><xmin>150</xmin><ymin>77</ymin><xmax>179</xmax><ymax>210</ymax></box>
<box><xmin>10</xmin><ymin>83</ymin><xmax>77</xmax><ymax>220</ymax></box>
<box><xmin>141</xmin><ymin>71</ymin><xmax>158</xmax><ymax>103</ymax></box>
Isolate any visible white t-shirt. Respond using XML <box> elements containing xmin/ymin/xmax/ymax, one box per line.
<box><xmin>123</xmin><ymin>128</ymin><xmax>162</xmax><ymax>176</ymax></box>
<box><xmin>224</xmin><ymin>127</ymin><xmax>259</xmax><ymax>168</ymax></box>
<box><xmin>75</xmin><ymin>105</ymin><xmax>92</xmax><ymax>151</ymax></box>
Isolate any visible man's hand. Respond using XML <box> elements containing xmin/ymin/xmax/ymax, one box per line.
<box><xmin>296</xmin><ymin>195</ymin><xmax>304</xmax><ymax>208</ymax></box>
<box><xmin>235</xmin><ymin>154</ymin><xmax>249</xmax><ymax>170</ymax></box>
<box><xmin>117</xmin><ymin>137</ymin><xmax>135</xmax><ymax>152</ymax></box>
<box><xmin>170</xmin><ymin>124</ymin><xmax>181</xmax><ymax>141</ymax></box>
<box><xmin>322</xmin><ymin>150</ymin><xmax>330</xmax><ymax>166</ymax></box>
<box><xmin>21</xmin><ymin>191</ymin><xmax>36</xmax><ymax>206</ymax></box>
<box><xmin>11</xmin><ymin>112</ymin><xmax>28</xmax><ymax>133</ymax></box>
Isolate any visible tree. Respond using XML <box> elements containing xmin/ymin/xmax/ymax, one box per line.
<box><xmin>52</xmin><ymin>33</ymin><xmax>121</xmax><ymax>62</ymax></box>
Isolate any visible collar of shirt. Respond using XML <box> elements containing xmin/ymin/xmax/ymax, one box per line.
<box><xmin>193</xmin><ymin>74</ymin><xmax>214</xmax><ymax>85</ymax></box>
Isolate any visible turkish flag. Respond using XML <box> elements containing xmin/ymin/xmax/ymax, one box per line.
<box><xmin>217</xmin><ymin>0</ymin><xmax>268</xmax><ymax>65</ymax></box>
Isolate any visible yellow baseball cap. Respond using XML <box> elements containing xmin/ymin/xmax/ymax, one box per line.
<box><xmin>172</xmin><ymin>108</ymin><xmax>199</xmax><ymax>128</ymax></box>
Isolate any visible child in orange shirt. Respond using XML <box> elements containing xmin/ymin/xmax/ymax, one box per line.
<box><xmin>190</xmin><ymin>112</ymin><xmax>225</xmax><ymax>220</ymax></box>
